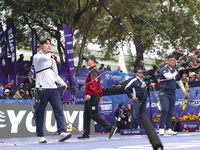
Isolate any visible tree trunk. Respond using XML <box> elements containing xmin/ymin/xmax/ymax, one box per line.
<box><xmin>75</xmin><ymin>2</ymin><xmax>103</xmax><ymax>76</ymax></box>
<box><xmin>134</xmin><ymin>39</ymin><xmax>144</xmax><ymax>70</ymax></box>
<box><xmin>75</xmin><ymin>25</ymin><xmax>90</xmax><ymax>77</ymax></box>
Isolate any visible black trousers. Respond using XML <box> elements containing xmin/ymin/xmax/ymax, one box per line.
<box><xmin>83</xmin><ymin>94</ymin><xmax>112</xmax><ymax>135</ymax></box>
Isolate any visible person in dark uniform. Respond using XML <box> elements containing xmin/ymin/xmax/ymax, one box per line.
<box><xmin>114</xmin><ymin>102</ymin><xmax>127</xmax><ymax>132</ymax></box>
<box><xmin>126</xmin><ymin>103</ymin><xmax>133</xmax><ymax>129</ymax></box>
<box><xmin>158</xmin><ymin>55</ymin><xmax>188</xmax><ymax>135</ymax></box>
<box><xmin>22</xmin><ymin>71</ymin><xmax>36</xmax><ymax>98</ymax></box>
<box><xmin>77</xmin><ymin>55</ymin><xmax>117</xmax><ymax>140</ymax></box>
<box><xmin>125</xmin><ymin>67</ymin><xmax>148</xmax><ymax>129</ymax></box>
<box><xmin>33</xmin><ymin>38</ymin><xmax>71</xmax><ymax>143</ymax></box>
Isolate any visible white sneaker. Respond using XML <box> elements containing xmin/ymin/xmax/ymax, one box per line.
<box><xmin>166</xmin><ymin>129</ymin><xmax>178</xmax><ymax>135</ymax></box>
<box><xmin>38</xmin><ymin>137</ymin><xmax>47</xmax><ymax>143</ymax></box>
<box><xmin>159</xmin><ymin>128</ymin><xmax>165</xmax><ymax>135</ymax></box>
<box><xmin>59</xmin><ymin>132</ymin><xmax>72</xmax><ymax>142</ymax></box>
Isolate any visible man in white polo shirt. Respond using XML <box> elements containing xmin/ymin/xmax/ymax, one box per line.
<box><xmin>33</xmin><ymin>37</ymin><xmax>71</xmax><ymax>143</ymax></box>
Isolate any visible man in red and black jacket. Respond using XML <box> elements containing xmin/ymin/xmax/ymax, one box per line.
<box><xmin>77</xmin><ymin>55</ymin><xmax>117</xmax><ymax>140</ymax></box>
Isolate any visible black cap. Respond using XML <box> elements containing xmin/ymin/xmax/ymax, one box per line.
<box><xmin>39</xmin><ymin>37</ymin><xmax>51</xmax><ymax>44</ymax></box>
<box><xmin>83</xmin><ymin>55</ymin><xmax>98</xmax><ymax>63</ymax></box>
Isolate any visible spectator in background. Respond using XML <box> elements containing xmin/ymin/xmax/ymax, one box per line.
<box><xmin>189</xmin><ymin>72</ymin><xmax>198</xmax><ymax>82</ymax></box>
<box><xmin>186</xmin><ymin>60</ymin><xmax>196</xmax><ymax>69</ymax></box>
<box><xmin>149</xmin><ymin>65</ymin><xmax>159</xmax><ymax>81</ymax></box>
<box><xmin>0</xmin><ymin>89</ymin><xmax>12</xmax><ymax>100</ymax></box>
<box><xmin>4</xmin><ymin>80</ymin><xmax>14</xmax><ymax>88</ymax></box>
<box><xmin>23</xmin><ymin>89</ymin><xmax>31</xmax><ymax>100</ymax></box>
<box><xmin>114</xmin><ymin>102</ymin><xmax>127</xmax><ymax>132</ymax></box>
<box><xmin>178</xmin><ymin>58</ymin><xmax>187</xmax><ymax>70</ymax></box>
<box><xmin>29</xmin><ymin>56</ymin><xmax>33</xmax><ymax>67</ymax></box>
<box><xmin>82</xmin><ymin>65</ymin><xmax>86</xmax><ymax>68</ymax></box>
<box><xmin>138</xmin><ymin>60</ymin><xmax>146</xmax><ymax>72</ymax></box>
<box><xmin>194</xmin><ymin>48</ymin><xmax>200</xmax><ymax>56</ymax></box>
<box><xmin>18</xmin><ymin>54</ymin><xmax>24</xmax><ymax>61</ymax></box>
<box><xmin>13</xmin><ymin>90</ymin><xmax>23</xmax><ymax>100</ymax></box>
<box><xmin>107</xmin><ymin>65</ymin><xmax>111</xmax><ymax>71</ymax></box>
<box><xmin>187</xmin><ymin>53</ymin><xmax>197</xmax><ymax>63</ymax></box>
<box><xmin>16</xmin><ymin>83</ymin><xmax>25</xmax><ymax>98</ymax></box>
<box><xmin>173</xmin><ymin>45</ymin><xmax>185</xmax><ymax>60</ymax></box>
<box><xmin>126</xmin><ymin>103</ymin><xmax>133</xmax><ymax>129</ymax></box>
<box><xmin>4</xmin><ymin>82</ymin><xmax>14</xmax><ymax>97</ymax></box>
<box><xmin>0</xmin><ymin>84</ymin><xmax>4</xmax><ymax>95</ymax></box>
<box><xmin>193</xmin><ymin>60</ymin><xmax>198</xmax><ymax>68</ymax></box>
<box><xmin>22</xmin><ymin>71</ymin><xmax>35</xmax><ymax>98</ymax></box>
<box><xmin>181</xmin><ymin>73</ymin><xmax>189</xmax><ymax>84</ymax></box>
<box><xmin>99</xmin><ymin>64</ymin><xmax>106</xmax><ymax>70</ymax></box>
<box><xmin>116</xmin><ymin>66</ymin><xmax>123</xmax><ymax>72</ymax></box>
<box><xmin>196</xmin><ymin>60</ymin><xmax>200</xmax><ymax>68</ymax></box>
<box><xmin>197</xmin><ymin>55</ymin><xmax>200</xmax><ymax>61</ymax></box>
<box><xmin>23</xmin><ymin>63</ymin><xmax>31</xmax><ymax>76</ymax></box>
<box><xmin>196</xmin><ymin>69</ymin><xmax>200</xmax><ymax>80</ymax></box>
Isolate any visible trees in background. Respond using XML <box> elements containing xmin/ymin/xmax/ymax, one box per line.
<box><xmin>0</xmin><ymin>0</ymin><xmax>200</xmax><ymax>74</ymax></box>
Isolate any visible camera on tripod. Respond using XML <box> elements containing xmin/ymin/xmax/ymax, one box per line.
<box><xmin>143</xmin><ymin>75</ymin><xmax>159</xmax><ymax>85</ymax></box>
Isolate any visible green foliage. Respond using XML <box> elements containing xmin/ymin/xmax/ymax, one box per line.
<box><xmin>0</xmin><ymin>0</ymin><xmax>200</xmax><ymax>73</ymax></box>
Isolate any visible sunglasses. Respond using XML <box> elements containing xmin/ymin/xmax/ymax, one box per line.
<box><xmin>85</xmin><ymin>59</ymin><xmax>89</xmax><ymax>62</ymax></box>
<box><xmin>137</xmin><ymin>72</ymin><xmax>143</xmax><ymax>73</ymax></box>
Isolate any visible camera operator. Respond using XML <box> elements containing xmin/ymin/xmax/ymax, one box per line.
<box><xmin>33</xmin><ymin>37</ymin><xmax>71</xmax><ymax>143</ymax></box>
<box><xmin>125</xmin><ymin>67</ymin><xmax>148</xmax><ymax>129</ymax></box>
<box><xmin>158</xmin><ymin>55</ymin><xmax>188</xmax><ymax>135</ymax></box>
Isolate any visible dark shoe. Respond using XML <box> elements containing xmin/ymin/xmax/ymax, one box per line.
<box><xmin>109</xmin><ymin>126</ymin><xmax>117</xmax><ymax>139</ymax></box>
<box><xmin>77</xmin><ymin>134</ymin><xmax>90</xmax><ymax>140</ymax></box>
<box><xmin>59</xmin><ymin>132</ymin><xmax>72</xmax><ymax>142</ymax></box>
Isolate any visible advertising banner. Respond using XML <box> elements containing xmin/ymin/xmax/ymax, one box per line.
<box><xmin>0</xmin><ymin>101</ymin><xmax>94</xmax><ymax>138</ymax></box>
<box><xmin>5</xmin><ymin>18</ymin><xmax>16</xmax><ymax>74</ymax></box>
<box><xmin>0</xmin><ymin>23</ymin><xmax>8</xmax><ymax>76</ymax></box>
<box><xmin>31</xmin><ymin>28</ymin><xmax>37</xmax><ymax>56</ymax></box>
<box><xmin>62</xmin><ymin>23</ymin><xmax>75</xmax><ymax>101</ymax></box>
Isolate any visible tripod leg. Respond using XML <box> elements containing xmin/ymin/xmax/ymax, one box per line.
<box><xmin>62</xmin><ymin>103</ymin><xmax>84</xmax><ymax>134</ymax></box>
<box><xmin>64</xmin><ymin>122</ymin><xmax>84</xmax><ymax>134</ymax></box>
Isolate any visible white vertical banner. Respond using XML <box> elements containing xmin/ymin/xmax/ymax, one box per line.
<box><xmin>118</xmin><ymin>48</ymin><xmax>127</xmax><ymax>73</ymax></box>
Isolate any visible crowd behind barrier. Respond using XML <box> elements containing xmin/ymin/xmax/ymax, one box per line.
<box><xmin>1</xmin><ymin>59</ymin><xmax>200</xmax><ymax>100</ymax></box>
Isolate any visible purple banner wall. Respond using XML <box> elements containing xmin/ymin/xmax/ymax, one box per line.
<box><xmin>95</xmin><ymin>86</ymin><xmax>200</xmax><ymax>132</ymax></box>
<box><xmin>0</xmin><ymin>23</ymin><xmax>8</xmax><ymax>76</ymax></box>
<box><xmin>31</xmin><ymin>28</ymin><xmax>37</xmax><ymax>56</ymax></box>
<box><xmin>62</xmin><ymin>23</ymin><xmax>75</xmax><ymax>101</ymax></box>
<box><xmin>5</xmin><ymin>18</ymin><xmax>16</xmax><ymax>75</ymax></box>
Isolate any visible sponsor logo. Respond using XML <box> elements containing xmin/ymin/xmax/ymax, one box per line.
<box><xmin>65</xmin><ymin>34</ymin><xmax>72</xmax><ymax>37</ymax></box>
<box><xmin>0</xmin><ymin>110</ymin><xmax>6</xmax><ymax>128</ymax></box>
<box><xmin>68</xmin><ymin>58</ymin><xmax>74</xmax><ymax>62</ymax></box>
<box><xmin>8</xmin><ymin>28</ymin><xmax>15</xmax><ymax>53</ymax></box>
<box><xmin>0</xmin><ymin>110</ymin><xmax>84</xmax><ymax>133</ymax></box>
<box><xmin>183</xmin><ymin>123</ymin><xmax>198</xmax><ymax>129</ymax></box>
<box><xmin>66</xmin><ymin>41</ymin><xmax>73</xmax><ymax>45</ymax></box>
<box><xmin>67</xmin><ymin>49</ymin><xmax>74</xmax><ymax>54</ymax></box>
